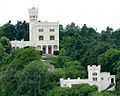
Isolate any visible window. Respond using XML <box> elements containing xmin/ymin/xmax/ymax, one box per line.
<box><xmin>39</xmin><ymin>29</ymin><xmax>44</xmax><ymax>32</ymax></box>
<box><xmin>37</xmin><ymin>45</ymin><xmax>41</xmax><ymax>51</ymax></box>
<box><xmin>101</xmin><ymin>77</ymin><xmax>104</xmax><ymax>80</ymax></box>
<box><xmin>50</xmin><ymin>29</ymin><xmax>55</xmax><ymax>32</ymax></box>
<box><xmin>93</xmin><ymin>77</ymin><xmax>97</xmax><ymax>81</ymax></box>
<box><xmin>50</xmin><ymin>36</ymin><xmax>55</xmax><ymax>40</ymax></box>
<box><xmin>92</xmin><ymin>72</ymin><xmax>97</xmax><ymax>76</ymax></box>
<box><xmin>43</xmin><ymin>46</ymin><xmax>46</xmax><ymax>54</ymax></box>
<box><xmin>39</xmin><ymin>36</ymin><xmax>44</xmax><ymax>40</ymax></box>
<box><xmin>48</xmin><ymin>46</ymin><xmax>52</xmax><ymax>54</ymax></box>
<box><xmin>54</xmin><ymin>45</ymin><xmax>58</xmax><ymax>51</ymax></box>
<box><xmin>111</xmin><ymin>78</ymin><xmax>114</xmax><ymax>84</ymax></box>
<box><xmin>33</xmin><ymin>16</ymin><xmax>35</xmax><ymax>18</ymax></box>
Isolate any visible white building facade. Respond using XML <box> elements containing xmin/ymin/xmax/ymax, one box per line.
<box><xmin>60</xmin><ymin>65</ymin><xmax>115</xmax><ymax>92</ymax></box>
<box><xmin>11</xmin><ymin>7</ymin><xmax>59</xmax><ymax>55</ymax></box>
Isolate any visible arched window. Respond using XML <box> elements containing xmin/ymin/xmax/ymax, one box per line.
<box><xmin>48</xmin><ymin>45</ymin><xmax>52</xmax><ymax>54</ymax></box>
<box><xmin>42</xmin><ymin>45</ymin><xmax>46</xmax><ymax>54</ymax></box>
<box><xmin>37</xmin><ymin>45</ymin><xmax>41</xmax><ymax>51</ymax></box>
<box><xmin>53</xmin><ymin>45</ymin><xmax>58</xmax><ymax>51</ymax></box>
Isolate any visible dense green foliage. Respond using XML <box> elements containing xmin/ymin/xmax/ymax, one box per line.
<box><xmin>46</xmin><ymin>84</ymin><xmax>97</xmax><ymax>96</ymax></box>
<box><xmin>1</xmin><ymin>21</ymin><xmax>120</xmax><ymax>95</ymax></box>
<box><xmin>0</xmin><ymin>21</ymin><xmax>29</xmax><ymax>41</ymax></box>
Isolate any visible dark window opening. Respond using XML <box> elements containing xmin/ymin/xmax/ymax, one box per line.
<box><xmin>39</xmin><ymin>29</ymin><xmax>44</xmax><ymax>32</ymax></box>
<box><xmin>111</xmin><ymin>78</ymin><xmax>114</xmax><ymax>84</ymax></box>
<box><xmin>50</xmin><ymin>36</ymin><xmax>55</xmax><ymax>40</ymax></box>
<box><xmin>39</xmin><ymin>36</ymin><xmax>44</xmax><ymax>40</ymax></box>
<box><xmin>93</xmin><ymin>77</ymin><xmax>97</xmax><ymax>81</ymax></box>
<box><xmin>50</xmin><ymin>29</ymin><xmax>55</xmax><ymax>32</ymax></box>
<box><xmin>92</xmin><ymin>72</ymin><xmax>97</xmax><ymax>76</ymax></box>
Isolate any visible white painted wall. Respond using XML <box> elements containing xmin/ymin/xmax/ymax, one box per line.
<box><xmin>60</xmin><ymin>65</ymin><xmax>116</xmax><ymax>92</ymax></box>
<box><xmin>11</xmin><ymin>7</ymin><xmax>59</xmax><ymax>55</ymax></box>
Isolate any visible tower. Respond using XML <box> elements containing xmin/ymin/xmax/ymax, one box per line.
<box><xmin>87</xmin><ymin>65</ymin><xmax>101</xmax><ymax>82</ymax></box>
<box><xmin>29</xmin><ymin>7</ymin><xmax>38</xmax><ymax>22</ymax></box>
<box><xmin>11</xmin><ymin>2</ymin><xmax>59</xmax><ymax>55</ymax></box>
<box><xmin>29</xmin><ymin>7</ymin><xmax>38</xmax><ymax>41</ymax></box>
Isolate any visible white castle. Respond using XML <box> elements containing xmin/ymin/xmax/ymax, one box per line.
<box><xmin>11</xmin><ymin>7</ymin><xmax>59</xmax><ymax>55</ymax></box>
<box><xmin>60</xmin><ymin>65</ymin><xmax>115</xmax><ymax>92</ymax></box>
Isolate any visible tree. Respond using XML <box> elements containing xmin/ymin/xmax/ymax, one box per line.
<box><xmin>0</xmin><ymin>36</ymin><xmax>12</xmax><ymax>53</ymax></box>
<box><xmin>112</xmin><ymin>29</ymin><xmax>120</xmax><ymax>48</ymax></box>
<box><xmin>59</xmin><ymin>48</ymin><xmax>66</xmax><ymax>56</ymax></box>
<box><xmin>46</xmin><ymin>87</ymin><xmax>69</xmax><ymax>96</ymax></box>
<box><xmin>46</xmin><ymin>84</ymin><xmax>97</xmax><ymax>96</ymax></box>
<box><xmin>0</xmin><ymin>48</ymin><xmax>40</xmax><ymax>96</ymax></box>
<box><xmin>100</xmin><ymin>27</ymin><xmax>113</xmax><ymax>43</ymax></box>
<box><xmin>0</xmin><ymin>26</ymin><xmax>6</xmax><ymax>38</ymax></box>
<box><xmin>14</xmin><ymin>61</ymin><xmax>50</xmax><ymax>96</ymax></box>
<box><xmin>64</xmin><ymin>22</ymin><xmax>80</xmax><ymax>37</ymax></box>
<box><xmin>97</xmin><ymin>48</ymin><xmax>120</xmax><ymax>74</ymax></box>
<box><xmin>2</xmin><ymin>21</ymin><xmax>16</xmax><ymax>40</ymax></box>
<box><xmin>59</xmin><ymin>24</ymin><xmax>64</xmax><ymax>41</ymax></box>
<box><xmin>53</xmin><ymin>56</ymin><xmax>71</xmax><ymax>68</ymax></box>
<box><xmin>64</xmin><ymin>61</ymin><xmax>86</xmax><ymax>79</ymax></box>
<box><xmin>16</xmin><ymin>21</ymin><xmax>29</xmax><ymax>41</ymax></box>
<box><xmin>89</xmin><ymin>91</ymin><xmax>114</xmax><ymax>96</ymax></box>
<box><xmin>114</xmin><ymin>61</ymin><xmax>120</xmax><ymax>95</ymax></box>
<box><xmin>81</xmin><ymin>42</ymin><xmax>111</xmax><ymax>66</ymax></box>
<box><xmin>0</xmin><ymin>44</ymin><xmax>6</xmax><ymax>62</ymax></box>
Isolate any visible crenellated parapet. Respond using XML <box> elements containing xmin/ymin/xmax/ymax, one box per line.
<box><xmin>60</xmin><ymin>65</ymin><xmax>116</xmax><ymax>92</ymax></box>
<box><xmin>88</xmin><ymin>65</ymin><xmax>101</xmax><ymax>71</ymax></box>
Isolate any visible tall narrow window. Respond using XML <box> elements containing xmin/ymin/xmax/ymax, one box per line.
<box><xmin>93</xmin><ymin>77</ymin><xmax>97</xmax><ymax>81</ymax></box>
<box><xmin>50</xmin><ymin>36</ymin><xmax>55</xmax><ymax>40</ymax></box>
<box><xmin>43</xmin><ymin>45</ymin><xmax>46</xmax><ymax>54</ymax></box>
<box><xmin>39</xmin><ymin>29</ymin><xmax>44</xmax><ymax>32</ymax></box>
<box><xmin>39</xmin><ymin>36</ymin><xmax>44</xmax><ymax>40</ymax></box>
<box><xmin>101</xmin><ymin>77</ymin><xmax>104</xmax><ymax>80</ymax></box>
<box><xmin>50</xmin><ymin>29</ymin><xmax>55</xmax><ymax>32</ymax></box>
<box><xmin>48</xmin><ymin>45</ymin><xmax>52</xmax><ymax>54</ymax></box>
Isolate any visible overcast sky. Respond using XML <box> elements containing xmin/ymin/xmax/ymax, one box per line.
<box><xmin>0</xmin><ymin>0</ymin><xmax>120</xmax><ymax>31</ymax></box>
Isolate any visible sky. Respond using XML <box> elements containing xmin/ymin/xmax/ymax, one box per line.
<box><xmin>0</xmin><ymin>0</ymin><xmax>120</xmax><ymax>31</ymax></box>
